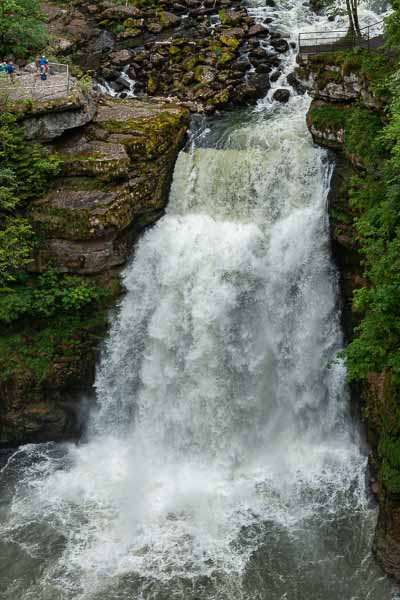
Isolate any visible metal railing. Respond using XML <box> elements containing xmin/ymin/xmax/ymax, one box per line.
<box><xmin>298</xmin><ymin>19</ymin><xmax>385</xmax><ymax>55</ymax></box>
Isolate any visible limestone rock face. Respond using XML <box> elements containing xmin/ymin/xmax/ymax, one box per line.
<box><xmin>30</xmin><ymin>98</ymin><xmax>190</xmax><ymax>275</ymax></box>
<box><xmin>22</xmin><ymin>84</ymin><xmax>97</xmax><ymax>142</ymax></box>
<box><xmin>0</xmin><ymin>97</ymin><xmax>189</xmax><ymax>448</ymax></box>
<box><xmin>295</xmin><ymin>54</ymin><xmax>379</xmax><ymax>108</ymax></box>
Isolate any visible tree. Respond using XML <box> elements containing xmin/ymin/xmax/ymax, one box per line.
<box><xmin>0</xmin><ymin>0</ymin><xmax>47</xmax><ymax>58</ymax></box>
<box><xmin>0</xmin><ymin>113</ymin><xmax>60</xmax><ymax>287</ymax></box>
<box><xmin>345</xmin><ymin>0</ymin><xmax>361</xmax><ymax>36</ymax></box>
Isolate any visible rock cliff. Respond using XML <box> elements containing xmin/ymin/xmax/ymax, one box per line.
<box><xmin>295</xmin><ymin>48</ymin><xmax>400</xmax><ymax>582</ymax></box>
<box><xmin>0</xmin><ymin>92</ymin><xmax>189</xmax><ymax>447</ymax></box>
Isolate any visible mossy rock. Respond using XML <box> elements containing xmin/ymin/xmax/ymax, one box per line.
<box><xmin>218</xmin><ymin>51</ymin><xmax>235</xmax><ymax>65</ymax></box>
<box><xmin>219</xmin><ymin>34</ymin><xmax>241</xmax><ymax>50</ymax></box>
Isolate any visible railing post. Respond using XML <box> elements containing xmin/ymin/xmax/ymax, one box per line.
<box><xmin>67</xmin><ymin>64</ymin><xmax>70</xmax><ymax>93</ymax></box>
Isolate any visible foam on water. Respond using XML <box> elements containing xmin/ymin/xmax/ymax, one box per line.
<box><xmin>0</xmin><ymin>0</ymin><xmax>398</xmax><ymax>598</ymax></box>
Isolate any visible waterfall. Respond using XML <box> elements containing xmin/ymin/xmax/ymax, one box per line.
<box><xmin>0</xmin><ymin>1</ymin><xmax>397</xmax><ymax>599</ymax></box>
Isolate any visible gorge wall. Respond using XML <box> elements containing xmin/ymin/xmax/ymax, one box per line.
<box><xmin>295</xmin><ymin>49</ymin><xmax>400</xmax><ymax>582</ymax></box>
<box><xmin>0</xmin><ymin>87</ymin><xmax>189</xmax><ymax>447</ymax></box>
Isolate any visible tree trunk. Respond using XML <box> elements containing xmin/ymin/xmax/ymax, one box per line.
<box><xmin>346</xmin><ymin>0</ymin><xmax>356</xmax><ymax>34</ymax></box>
<box><xmin>351</xmin><ymin>0</ymin><xmax>362</xmax><ymax>36</ymax></box>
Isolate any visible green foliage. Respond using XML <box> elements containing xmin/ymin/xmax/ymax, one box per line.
<box><xmin>0</xmin><ymin>0</ymin><xmax>47</xmax><ymax>58</ymax></box>
<box><xmin>0</xmin><ymin>313</ymin><xmax>108</xmax><ymax>383</ymax></box>
<box><xmin>385</xmin><ymin>0</ymin><xmax>400</xmax><ymax>55</ymax></box>
<box><xmin>308</xmin><ymin>103</ymin><xmax>347</xmax><ymax>130</ymax></box>
<box><xmin>0</xmin><ymin>269</ymin><xmax>108</xmax><ymax>324</ymax></box>
<box><xmin>344</xmin><ymin>106</ymin><xmax>384</xmax><ymax>168</ymax></box>
<box><xmin>343</xmin><ymin>68</ymin><xmax>400</xmax><ymax>384</ymax></box>
<box><xmin>0</xmin><ymin>112</ymin><xmax>61</xmax><ymax>286</ymax></box>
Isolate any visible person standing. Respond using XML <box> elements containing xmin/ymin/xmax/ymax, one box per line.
<box><xmin>39</xmin><ymin>55</ymin><xmax>49</xmax><ymax>74</ymax></box>
<box><xmin>6</xmin><ymin>61</ymin><xmax>15</xmax><ymax>83</ymax></box>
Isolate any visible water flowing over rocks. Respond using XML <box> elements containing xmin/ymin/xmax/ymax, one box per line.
<box><xmin>44</xmin><ymin>0</ymin><xmax>289</xmax><ymax>111</ymax></box>
<box><xmin>0</xmin><ymin>0</ymin><xmax>399</xmax><ymax>595</ymax></box>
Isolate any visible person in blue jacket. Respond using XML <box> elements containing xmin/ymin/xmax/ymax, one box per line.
<box><xmin>6</xmin><ymin>61</ymin><xmax>15</xmax><ymax>83</ymax></box>
<box><xmin>39</xmin><ymin>55</ymin><xmax>49</xmax><ymax>74</ymax></box>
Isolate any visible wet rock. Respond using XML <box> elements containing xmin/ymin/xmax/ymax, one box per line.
<box><xmin>248</xmin><ymin>72</ymin><xmax>271</xmax><ymax>96</ymax></box>
<box><xmin>272</xmin><ymin>88</ymin><xmax>290</xmax><ymax>102</ymax></box>
<box><xmin>110</xmin><ymin>50</ymin><xmax>132</xmax><ymax>66</ymax></box>
<box><xmin>270</xmin><ymin>69</ymin><xmax>281</xmax><ymax>82</ymax></box>
<box><xmin>271</xmin><ymin>38</ymin><xmax>289</xmax><ymax>53</ymax></box>
<box><xmin>287</xmin><ymin>71</ymin><xmax>306</xmax><ymax>94</ymax></box>
<box><xmin>256</xmin><ymin>63</ymin><xmax>272</xmax><ymax>74</ymax></box>
<box><xmin>248</xmin><ymin>24</ymin><xmax>268</xmax><ymax>37</ymax></box>
<box><xmin>87</xmin><ymin>30</ymin><xmax>115</xmax><ymax>56</ymax></box>
<box><xmin>249</xmin><ymin>47</ymin><xmax>268</xmax><ymax>60</ymax></box>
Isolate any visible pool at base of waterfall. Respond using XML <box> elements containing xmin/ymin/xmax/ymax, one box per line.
<box><xmin>0</xmin><ymin>0</ymin><xmax>399</xmax><ymax>598</ymax></box>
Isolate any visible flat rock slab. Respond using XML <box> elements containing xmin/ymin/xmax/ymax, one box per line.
<box><xmin>61</xmin><ymin>140</ymin><xmax>130</xmax><ymax>179</ymax></box>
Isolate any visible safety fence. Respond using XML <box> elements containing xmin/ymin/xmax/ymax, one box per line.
<box><xmin>298</xmin><ymin>19</ymin><xmax>385</xmax><ymax>55</ymax></box>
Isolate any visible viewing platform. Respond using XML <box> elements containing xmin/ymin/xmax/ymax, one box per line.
<box><xmin>0</xmin><ymin>62</ymin><xmax>71</xmax><ymax>103</ymax></box>
<box><xmin>298</xmin><ymin>19</ymin><xmax>385</xmax><ymax>56</ymax></box>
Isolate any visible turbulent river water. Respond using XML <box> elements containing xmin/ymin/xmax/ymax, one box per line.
<box><xmin>1</xmin><ymin>1</ymin><xmax>399</xmax><ymax>599</ymax></box>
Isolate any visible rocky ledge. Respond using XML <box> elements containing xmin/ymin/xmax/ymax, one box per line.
<box><xmin>30</xmin><ymin>97</ymin><xmax>189</xmax><ymax>275</ymax></box>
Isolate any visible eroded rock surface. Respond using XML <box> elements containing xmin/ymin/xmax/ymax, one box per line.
<box><xmin>295</xmin><ymin>53</ymin><xmax>379</xmax><ymax>108</ymax></box>
<box><xmin>21</xmin><ymin>83</ymin><xmax>97</xmax><ymax>141</ymax></box>
<box><xmin>30</xmin><ymin>98</ymin><xmax>190</xmax><ymax>275</ymax></box>
<box><xmin>0</xmin><ymin>97</ymin><xmax>189</xmax><ymax>447</ymax></box>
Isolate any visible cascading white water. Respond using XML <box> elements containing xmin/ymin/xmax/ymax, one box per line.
<box><xmin>0</xmin><ymin>1</ymin><xmax>397</xmax><ymax>599</ymax></box>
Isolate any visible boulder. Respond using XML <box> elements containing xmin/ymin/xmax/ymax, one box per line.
<box><xmin>272</xmin><ymin>88</ymin><xmax>290</xmax><ymax>102</ymax></box>
<box><xmin>271</xmin><ymin>38</ymin><xmax>289</xmax><ymax>53</ymax></box>
<box><xmin>287</xmin><ymin>71</ymin><xmax>306</xmax><ymax>93</ymax></box>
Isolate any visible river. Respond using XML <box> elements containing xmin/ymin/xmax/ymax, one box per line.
<box><xmin>0</xmin><ymin>0</ymin><xmax>398</xmax><ymax>598</ymax></box>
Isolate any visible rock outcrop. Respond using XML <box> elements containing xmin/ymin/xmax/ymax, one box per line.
<box><xmin>0</xmin><ymin>95</ymin><xmax>189</xmax><ymax>448</ymax></box>
<box><xmin>295</xmin><ymin>53</ymin><xmax>380</xmax><ymax>108</ymax></box>
<box><xmin>30</xmin><ymin>98</ymin><xmax>189</xmax><ymax>275</ymax></box>
<box><xmin>21</xmin><ymin>83</ymin><xmax>97</xmax><ymax>141</ymax></box>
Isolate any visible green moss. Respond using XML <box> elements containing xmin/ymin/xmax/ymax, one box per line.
<box><xmin>218</xmin><ymin>51</ymin><xmax>235</xmax><ymax>65</ymax></box>
<box><xmin>308</xmin><ymin>103</ymin><xmax>347</xmax><ymax>130</ymax></box>
<box><xmin>219</xmin><ymin>34</ymin><xmax>240</xmax><ymax>50</ymax></box>
<box><xmin>100</xmin><ymin>111</ymin><xmax>189</xmax><ymax>160</ymax></box>
<box><xmin>0</xmin><ymin>313</ymin><xmax>107</xmax><ymax>384</ymax></box>
<box><xmin>182</xmin><ymin>56</ymin><xmax>198</xmax><ymax>72</ymax></box>
<box><xmin>344</xmin><ymin>106</ymin><xmax>384</xmax><ymax>167</ymax></box>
